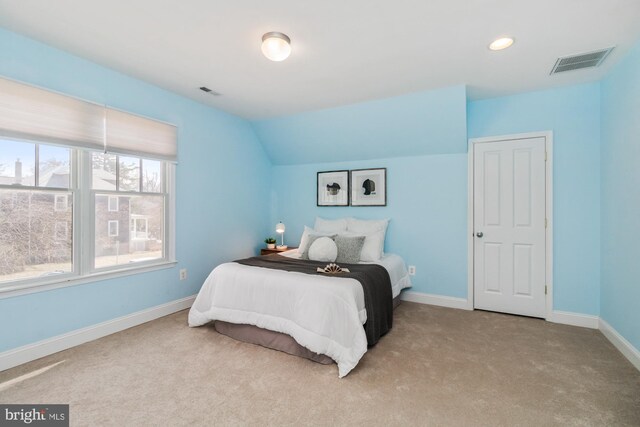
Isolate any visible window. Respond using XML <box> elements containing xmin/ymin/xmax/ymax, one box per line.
<box><xmin>108</xmin><ymin>196</ymin><xmax>119</xmax><ymax>212</ymax></box>
<box><xmin>93</xmin><ymin>153</ymin><xmax>166</xmax><ymax>269</ymax></box>
<box><xmin>130</xmin><ymin>215</ymin><xmax>149</xmax><ymax>239</ymax></box>
<box><xmin>54</xmin><ymin>194</ymin><xmax>69</xmax><ymax>212</ymax></box>
<box><xmin>0</xmin><ymin>76</ymin><xmax>176</xmax><ymax>292</ymax></box>
<box><xmin>54</xmin><ymin>221</ymin><xmax>69</xmax><ymax>241</ymax></box>
<box><xmin>0</xmin><ymin>140</ymin><xmax>73</xmax><ymax>282</ymax></box>
<box><xmin>107</xmin><ymin>220</ymin><xmax>119</xmax><ymax>237</ymax></box>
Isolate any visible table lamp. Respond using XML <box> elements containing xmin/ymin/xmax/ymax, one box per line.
<box><xmin>275</xmin><ymin>221</ymin><xmax>287</xmax><ymax>250</ymax></box>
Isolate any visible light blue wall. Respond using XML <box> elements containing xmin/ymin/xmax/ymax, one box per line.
<box><xmin>600</xmin><ymin>41</ymin><xmax>640</xmax><ymax>350</ymax></box>
<box><xmin>468</xmin><ymin>84</ymin><xmax>601</xmax><ymax>315</ymax></box>
<box><xmin>266</xmin><ymin>86</ymin><xmax>469</xmax><ymax>298</ymax></box>
<box><xmin>0</xmin><ymin>27</ymin><xmax>272</xmax><ymax>352</ymax></box>
<box><xmin>252</xmin><ymin>85</ymin><xmax>468</xmax><ymax>165</ymax></box>
<box><xmin>268</xmin><ymin>83</ymin><xmax>602</xmax><ymax>316</ymax></box>
<box><xmin>271</xmin><ymin>154</ymin><xmax>469</xmax><ymax>298</ymax></box>
<box><xmin>3</xmin><ymin>23</ymin><xmax>635</xmax><ymax>356</ymax></box>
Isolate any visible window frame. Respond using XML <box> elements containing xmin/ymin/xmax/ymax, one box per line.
<box><xmin>0</xmin><ymin>144</ymin><xmax>176</xmax><ymax>299</ymax></box>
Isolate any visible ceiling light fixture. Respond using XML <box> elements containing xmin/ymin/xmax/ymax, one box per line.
<box><xmin>489</xmin><ymin>37</ymin><xmax>514</xmax><ymax>51</ymax></box>
<box><xmin>261</xmin><ymin>32</ymin><xmax>291</xmax><ymax>61</ymax></box>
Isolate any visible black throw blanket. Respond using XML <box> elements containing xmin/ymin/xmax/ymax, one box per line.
<box><xmin>235</xmin><ymin>254</ymin><xmax>393</xmax><ymax>346</ymax></box>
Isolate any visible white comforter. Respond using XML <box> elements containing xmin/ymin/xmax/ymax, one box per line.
<box><xmin>188</xmin><ymin>252</ymin><xmax>411</xmax><ymax>377</ymax></box>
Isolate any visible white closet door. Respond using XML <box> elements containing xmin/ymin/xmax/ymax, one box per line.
<box><xmin>473</xmin><ymin>137</ymin><xmax>546</xmax><ymax>318</ymax></box>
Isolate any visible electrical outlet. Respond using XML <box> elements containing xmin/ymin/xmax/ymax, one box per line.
<box><xmin>408</xmin><ymin>265</ymin><xmax>416</xmax><ymax>276</ymax></box>
<box><xmin>179</xmin><ymin>268</ymin><xmax>187</xmax><ymax>281</ymax></box>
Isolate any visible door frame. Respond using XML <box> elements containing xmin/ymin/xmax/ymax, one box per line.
<box><xmin>467</xmin><ymin>131</ymin><xmax>554</xmax><ymax>320</ymax></box>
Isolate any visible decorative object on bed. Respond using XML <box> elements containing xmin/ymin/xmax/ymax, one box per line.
<box><xmin>264</xmin><ymin>237</ymin><xmax>276</xmax><ymax>249</ymax></box>
<box><xmin>317</xmin><ymin>170</ymin><xmax>349</xmax><ymax>206</ymax></box>
<box><xmin>317</xmin><ymin>263</ymin><xmax>350</xmax><ymax>274</ymax></box>
<box><xmin>275</xmin><ymin>221</ymin><xmax>287</xmax><ymax>249</ymax></box>
<box><xmin>350</xmin><ymin>168</ymin><xmax>387</xmax><ymax>206</ymax></box>
<box><xmin>308</xmin><ymin>236</ymin><xmax>338</xmax><ymax>262</ymax></box>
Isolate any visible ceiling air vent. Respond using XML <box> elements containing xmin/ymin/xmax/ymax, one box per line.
<box><xmin>199</xmin><ymin>86</ymin><xmax>221</xmax><ymax>96</ymax></box>
<box><xmin>550</xmin><ymin>47</ymin><xmax>614</xmax><ymax>74</ymax></box>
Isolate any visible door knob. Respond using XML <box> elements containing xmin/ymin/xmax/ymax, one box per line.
<box><xmin>476</xmin><ymin>232</ymin><xmax>483</xmax><ymax>238</ymax></box>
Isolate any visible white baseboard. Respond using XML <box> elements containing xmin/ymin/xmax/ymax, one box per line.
<box><xmin>599</xmin><ymin>318</ymin><xmax>640</xmax><ymax>371</ymax></box>
<box><xmin>547</xmin><ymin>310</ymin><xmax>599</xmax><ymax>329</ymax></box>
<box><xmin>400</xmin><ymin>291</ymin><xmax>470</xmax><ymax>310</ymax></box>
<box><xmin>0</xmin><ymin>295</ymin><xmax>196</xmax><ymax>372</ymax></box>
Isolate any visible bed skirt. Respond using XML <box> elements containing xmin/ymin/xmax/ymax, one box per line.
<box><xmin>213</xmin><ymin>296</ymin><xmax>401</xmax><ymax>366</ymax></box>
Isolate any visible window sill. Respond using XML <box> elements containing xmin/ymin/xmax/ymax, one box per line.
<box><xmin>0</xmin><ymin>260</ymin><xmax>178</xmax><ymax>300</ymax></box>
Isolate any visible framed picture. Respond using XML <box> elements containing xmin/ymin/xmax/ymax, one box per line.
<box><xmin>317</xmin><ymin>170</ymin><xmax>349</xmax><ymax>206</ymax></box>
<box><xmin>350</xmin><ymin>168</ymin><xmax>386</xmax><ymax>206</ymax></box>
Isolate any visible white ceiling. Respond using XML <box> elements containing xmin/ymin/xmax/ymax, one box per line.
<box><xmin>0</xmin><ymin>0</ymin><xmax>639</xmax><ymax>120</ymax></box>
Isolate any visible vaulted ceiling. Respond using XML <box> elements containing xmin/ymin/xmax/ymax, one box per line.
<box><xmin>0</xmin><ymin>0</ymin><xmax>639</xmax><ymax>119</ymax></box>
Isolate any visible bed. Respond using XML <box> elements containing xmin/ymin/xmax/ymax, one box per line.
<box><xmin>188</xmin><ymin>249</ymin><xmax>411</xmax><ymax>377</ymax></box>
<box><xmin>189</xmin><ymin>217</ymin><xmax>411</xmax><ymax>377</ymax></box>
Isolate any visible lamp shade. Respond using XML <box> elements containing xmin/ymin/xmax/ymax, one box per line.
<box><xmin>276</xmin><ymin>222</ymin><xmax>286</xmax><ymax>234</ymax></box>
<box><xmin>261</xmin><ymin>32</ymin><xmax>291</xmax><ymax>61</ymax></box>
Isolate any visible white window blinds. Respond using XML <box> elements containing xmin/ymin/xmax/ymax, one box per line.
<box><xmin>0</xmin><ymin>77</ymin><xmax>104</xmax><ymax>150</ymax></box>
<box><xmin>106</xmin><ymin>108</ymin><xmax>177</xmax><ymax>161</ymax></box>
<box><xmin>0</xmin><ymin>77</ymin><xmax>177</xmax><ymax>161</ymax></box>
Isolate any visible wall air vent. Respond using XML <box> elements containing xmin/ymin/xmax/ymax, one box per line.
<box><xmin>550</xmin><ymin>47</ymin><xmax>614</xmax><ymax>74</ymax></box>
<box><xmin>199</xmin><ymin>86</ymin><xmax>221</xmax><ymax>96</ymax></box>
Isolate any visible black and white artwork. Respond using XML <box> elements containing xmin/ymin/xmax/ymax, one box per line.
<box><xmin>350</xmin><ymin>168</ymin><xmax>387</xmax><ymax>206</ymax></box>
<box><xmin>317</xmin><ymin>170</ymin><xmax>349</xmax><ymax>206</ymax></box>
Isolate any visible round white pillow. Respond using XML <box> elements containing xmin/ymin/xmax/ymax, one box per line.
<box><xmin>308</xmin><ymin>237</ymin><xmax>338</xmax><ymax>262</ymax></box>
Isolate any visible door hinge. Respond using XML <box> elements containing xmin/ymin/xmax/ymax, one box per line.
<box><xmin>545</xmin><ymin>285</ymin><xmax>548</xmax><ymax>295</ymax></box>
<box><xmin>545</xmin><ymin>218</ymin><xmax>548</xmax><ymax>228</ymax></box>
<box><xmin>545</xmin><ymin>151</ymin><xmax>548</xmax><ymax>161</ymax></box>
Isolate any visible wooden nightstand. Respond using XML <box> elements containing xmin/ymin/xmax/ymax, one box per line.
<box><xmin>260</xmin><ymin>247</ymin><xmax>297</xmax><ymax>256</ymax></box>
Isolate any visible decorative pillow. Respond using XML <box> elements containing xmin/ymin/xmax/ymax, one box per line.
<box><xmin>314</xmin><ymin>217</ymin><xmax>348</xmax><ymax>233</ymax></box>
<box><xmin>308</xmin><ymin>237</ymin><xmax>338</xmax><ymax>262</ymax></box>
<box><xmin>301</xmin><ymin>234</ymin><xmax>337</xmax><ymax>259</ymax></box>
<box><xmin>358</xmin><ymin>230</ymin><xmax>385</xmax><ymax>262</ymax></box>
<box><xmin>335</xmin><ymin>235</ymin><xmax>366</xmax><ymax>264</ymax></box>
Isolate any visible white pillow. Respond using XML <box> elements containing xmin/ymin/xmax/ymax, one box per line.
<box><xmin>346</xmin><ymin>217</ymin><xmax>389</xmax><ymax>234</ymax></box>
<box><xmin>297</xmin><ymin>226</ymin><xmax>314</xmax><ymax>254</ymax></box>
<box><xmin>314</xmin><ymin>217</ymin><xmax>348</xmax><ymax>233</ymax></box>
<box><xmin>308</xmin><ymin>237</ymin><xmax>338</xmax><ymax>262</ymax></box>
<box><xmin>358</xmin><ymin>230</ymin><xmax>385</xmax><ymax>262</ymax></box>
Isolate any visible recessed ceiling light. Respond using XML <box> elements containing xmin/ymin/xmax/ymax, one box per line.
<box><xmin>489</xmin><ymin>37</ymin><xmax>514</xmax><ymax>51</ymax></box>
<box><xmin>261</xmin><ymin>32</ymin><xmax>291</xmax><ymax>61</ymax></box>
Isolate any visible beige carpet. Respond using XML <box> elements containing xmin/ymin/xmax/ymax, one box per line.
<box><xmin>1</xmin><ymin>302</ymin><xmax>639</xmax><ymax>426</ymax></box>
